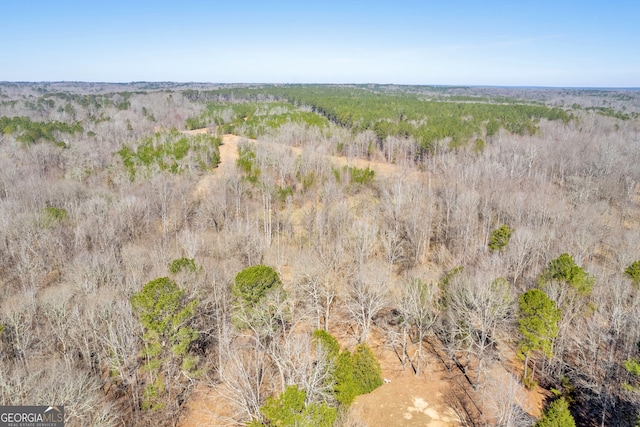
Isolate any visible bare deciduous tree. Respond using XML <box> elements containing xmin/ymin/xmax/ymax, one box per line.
<box><xmin>345</xmin><ymin>263</ymin><xmax>390</xmax><ymax>342</ymax></box>
<box><xmin>216</xmin><ymin>330</ymin><xmax>273</xmax><ymax>423</ymax></box>
<box><xmin>486</xmin><ymin>373</ymin><xmax>532</xmax><ymax>427</ymax></box>
<box><xmin>271</xmin><ymin>332</ymin><xmax>335</xmax><ymax>405</ymax></box>
<box><xmin>443</xmin><ymin>273</ymin><xmax>513</xmax><ymax>388</ymax></box>
<box><xmin>398</xmin><ymin>278</ymin><xmax>439</xmax><ymax>375</ymax></box>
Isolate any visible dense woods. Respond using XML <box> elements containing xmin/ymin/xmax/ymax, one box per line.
<box><xmin>0</xmin><ymin>82</ymin><xmax>639</xmax><ymax>426</ymax></box>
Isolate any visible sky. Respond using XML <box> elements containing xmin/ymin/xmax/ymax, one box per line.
<box><xmin>1</xmin><ymin>0</ymin><xmax>638</xmax><ymax>87</ymax></box>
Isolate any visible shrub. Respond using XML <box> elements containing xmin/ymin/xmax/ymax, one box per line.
<box><xmin>237</xmin><ymin>146</ymin><xmax>260</xmax><ymax>184</ymax></box>
<box><xmin>168</xmin><ymin>257</ymin><xmax>197</xmax><ymax>274</ymax></box>
<box><xmin>348</xmin><ymin>166</ymin><xmax>375</xmax><ymax>185</ymax></box>
<box><xmin>253</xmin><ymin>385</ymin><xmax>337</xmax><ymax>427</ymax></box>
<box><xmin>625</xmin><ymin>260</ymin><xmax>640</xmax><ymax>286</ymax></box>
<box><xmin>488</xmin><ymin>224</ymin><xmax>513</xmax><ymax>252</ymax></box>
<box><xmin>41</xmin><ymin>207</ymin><xmax>68</xmax><ymax>228</ymax></box>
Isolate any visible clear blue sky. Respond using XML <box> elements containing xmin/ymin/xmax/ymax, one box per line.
<box><xmin>1</xmin><ymin>0</ymin><xmax>638</xmax><ymax>87</ymax></box>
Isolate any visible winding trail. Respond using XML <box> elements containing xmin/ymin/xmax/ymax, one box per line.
<box><xmin>184</xmin><ymin>128</ymin><xmax>426</xmax><ymax>199</ymax></box>
<box><xmin>191</xmin><ymin>133</ymin><xmax>240</xmax><ymax>197</ymax></box>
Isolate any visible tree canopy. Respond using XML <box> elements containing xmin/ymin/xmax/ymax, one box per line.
<box><xmin>233</xmin><ymin>264</ymin><xmax>283</xmax><ymax>306</ymax></box>
<box><xmin>534</xmin><ymin>397</ymin><xmax>576</xmax><ymax>427</ymax></box>
<box><xmin>518</xmin><ymin>289</ymin><xmax>561</xmax><ymax>360</ymax></box>
<box><xmin>182</xmin><ymin>85</ymin><xmax>573</xmax><ymax>152</ymax></box>
<box><xmin>130</xmin><ymin>277</ymin><xmax>199</xmax><ymax>410</ymax></box>
<box><xmin>518</xmin><ymin>288</ymin><xmax>561</xmax><ymax>386</ymax></box>
<box><xmin>538</xmin><ymin>253</ymin><xmax>594</xmax><ymax>296</ymax></box>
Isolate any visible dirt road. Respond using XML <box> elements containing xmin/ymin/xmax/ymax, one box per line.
<box><xmin>188</xmin><ymin>129</ymin><xmax>425</xmax><ymax>199</ymax></box>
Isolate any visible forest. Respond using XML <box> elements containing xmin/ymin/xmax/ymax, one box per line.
<box><xmin>0</xmin><ymin>82</ymin><xmax>639</xmax><ymax>427</ymax></box>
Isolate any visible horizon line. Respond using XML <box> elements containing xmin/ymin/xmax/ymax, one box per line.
<box><xmin>1</xmin><ymin>81</ymin><xmax>639</xmax><ymax>91</ymax></box>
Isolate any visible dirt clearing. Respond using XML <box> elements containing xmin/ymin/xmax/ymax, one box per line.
<box><xmin>351</xmin><ymin>369</ymin><xmax>460</xmax><ymax>427</ymax></box>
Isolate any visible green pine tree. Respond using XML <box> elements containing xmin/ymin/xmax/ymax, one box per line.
<box><xmin>623</xmin><ymin>357</ymin><xmax>640</xmax><ymax>391</ymax></box>
<box><xmin>130</xmin><ymin>277</ymin><xmax>199</xmax><ymax>410</ymax></box>
<box><xmin>518</xmin><ymin>289</ymin><xmax>561</xmax><ymax>387</ymax></box>
<box><xmin>334</xmin><ymin>350</ymin><xmax>358</xmax><ymax>405</ymax></box>
<box><xmin>309</xmin><ymin>330</ymin><xmax>383</xmax><ymax>407</ymax></box>
<box><xmin>625</xmin><ymin>260</ymin><xmax>640</xmax><ymax>286</ymax></box>
<box><xmin>534</xmin><ymin>398</ymin><xmax>576</xmax><ymax>427</ymax></box>
<box><xmin>231</xmin><ymin>264</ymin><xmax>288</xmax><ymax>331</ymax></box>
<box><xmin>312</xmin><ymin>329</ymin><xmax>340</xmax><ymax>359</ymax></box>
<box><xmin>488</xmin><ymin>224</ymin><xmax>514</xmax><ymax>252</ymax></box>
<box><xmin>538</xmin><ymin>253</ymin><xmax>594</xmax><ymax>296</ymax></box>
<box><xmin>233</xmin><ymin>264</ymin><xmax>282</xmax><ymax>306</ymax></box>
<box><xmin>352</xmin><ymin>343</ymin><xmax>383</xmax><ymax>395</ymax></box>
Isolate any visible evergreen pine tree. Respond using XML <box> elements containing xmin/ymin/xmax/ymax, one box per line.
<box><xmin>534</xmin><ymin>398</ymin><xmax>576</xmax><ymax>427</ymax></box>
